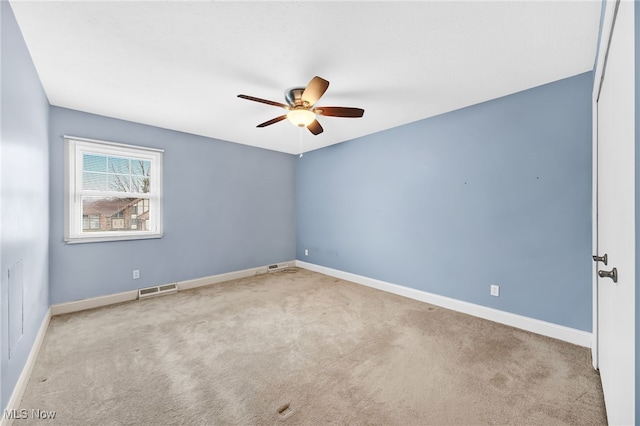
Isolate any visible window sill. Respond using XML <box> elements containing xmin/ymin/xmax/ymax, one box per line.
<box><xmin>65</xmin><ymin>233</ymin><xmax>163</xmax><ymax>244</ymax></box>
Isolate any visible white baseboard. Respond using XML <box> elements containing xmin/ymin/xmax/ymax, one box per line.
<box><xmin>50</xmin><ymin>261</ymin><xmax>295</xmax><ymax>316</ymax></box>
<box><xmin>177</xmin><ymin>262</ymin><xmax>291</xmax><ymax>291</ymax></box>
<box><xmin>295</xmin><ymin>260</ymin><xmax>592</xmax><ymax>348</ymax></box>
<box><xmin>51</xmin><ymin>290</ymin><xmax>139</xmax><ymax>316</ymax></box>
<box><xmin>1</xmin><ymin>308</ymin><xmax>51</xmax><ymax>426</ymax></box>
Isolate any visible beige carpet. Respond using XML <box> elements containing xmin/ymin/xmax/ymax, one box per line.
<box><xmin>17</xmin><ymin>268</ymin><xmax>606</xmax><ymax>425</ymax></box>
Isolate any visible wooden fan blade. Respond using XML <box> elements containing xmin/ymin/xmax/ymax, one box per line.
<box><xmin>257</xmin><ymin>115</ymin><xmax>287</xmax><ymax>127</ymax></box>
<box><xmin>315</xmin><ymin>106</ymin><xmax>365</xmax><ymax>118</ymax></box>
<box><xmin>301</xmin><ymin>76</ymin><xmax>329</xmax><ymax>107</ymax></box>
<box><xmin>307</xmin><ymin>119</ymin><xmax>323</xmax><ymax>135</ymax></box>
<box><xmin>238</xmin><ymin>94</ymin><xmax>288</xmax><ymax>109</ymax></box>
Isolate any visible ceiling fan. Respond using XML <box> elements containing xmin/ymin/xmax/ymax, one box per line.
<box><xmin>237</xmin><ymin>76</ymin><xmax>364</xmax><ymax>135</ymax></box>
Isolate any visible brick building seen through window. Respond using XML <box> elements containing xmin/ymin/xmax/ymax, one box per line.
<box><xmin>82</xmin><ymin>198</ymin><xmax>150</xmax><ymax>232</ymax></box>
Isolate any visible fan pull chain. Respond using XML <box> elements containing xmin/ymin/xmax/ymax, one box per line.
<box><xmin>299</xmin><ymin>127</ymin><xmax>303</xmax><ymax>158</ymax></box>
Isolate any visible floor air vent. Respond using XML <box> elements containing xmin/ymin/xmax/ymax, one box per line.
<box><xmin>267</xmin><ymin>263</ymin><xmax>289</xmax><ymax>273</ymax></box>
<box><xmin>138</xmin><ymin>283</ymin><xmax>178</xmax><ymax>300</ymax></box>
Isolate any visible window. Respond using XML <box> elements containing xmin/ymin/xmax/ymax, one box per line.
<box><xmin>65</xmin><ymin>136</ymin><xmax>163</xmax><ymax>243</ymax></box>
<box><xmin>82</xmin><ymin>214</ymin><xmax>100</xmax><ymax>230</ymax></box>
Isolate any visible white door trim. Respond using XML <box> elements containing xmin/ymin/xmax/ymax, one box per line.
<box><xmin>591</xmin><ymin>0</ymin><xmax>621</xmax><ymax>370</ymax></box>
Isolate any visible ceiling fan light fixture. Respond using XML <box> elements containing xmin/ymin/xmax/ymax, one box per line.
<box><xmin>287</xmin><ymin>109</ymin><xmax>316</xmax><ymax>127</ymax></box>
<box><xmin>238</xmin><ymin>76</ymin><xmax>363</xmax><ymax>136</ymax></box>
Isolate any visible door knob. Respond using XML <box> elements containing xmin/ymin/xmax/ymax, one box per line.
<box><xmin>592</xmin><ymin>254</ymin><xmax>608</xmax><ymax>265</ymax></box>
<box><xmin>598</xmin><ymin>267</ymin><xmax>618</xmax><ymax>283</ymax></box>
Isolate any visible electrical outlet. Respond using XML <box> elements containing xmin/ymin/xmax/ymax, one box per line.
<box><xmin>133</xmin><ymin>270</ymin><xmax>140</xmax><ymax>280</ymax></box>
<box><xmin>490</xmin><ymin>284</ymin><xmax>499</xmax><ymax>297</ymax></box>
<box><xmin>304</xmin><ymin>249</ymin><xmax>309</xmax><ymax>256</ymax></box>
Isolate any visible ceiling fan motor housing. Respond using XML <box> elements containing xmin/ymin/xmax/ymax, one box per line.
<box><xmin>285</xmin><ymin>87</ymin><xmax>307</xmax><ymax>107</ymax></box>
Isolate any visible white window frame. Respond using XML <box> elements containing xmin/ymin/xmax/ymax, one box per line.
<box><xmin>64</xmin><ymin>136</ymin><xmax>163</xmax><ymax>244</ymax></box>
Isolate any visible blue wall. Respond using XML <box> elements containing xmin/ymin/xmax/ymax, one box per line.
<box><xmin>296</xmin><ymin>72</ymin><xmax>593</xmax><ymax>331</ymax></box>
<box><xmin>1</xmin><ymin>0</ymin><xmax>50</xmax><ymax>411</ymax></box>
<box><xmin>49</xmin><ymin>107</ymin><xmax>296</xmax><ymax>304</ymax></box>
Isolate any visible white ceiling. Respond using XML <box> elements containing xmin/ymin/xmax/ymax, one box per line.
<box><xmin>9</xmin><ymin>1</ymin><xmax>601</xmax><ymax>155</ymax></box>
